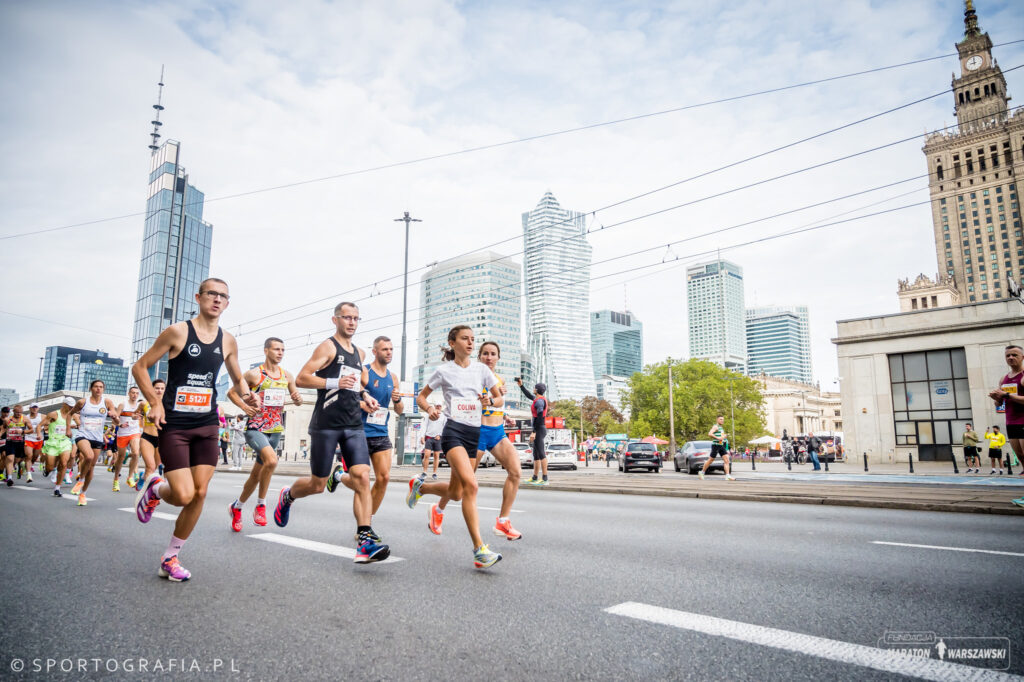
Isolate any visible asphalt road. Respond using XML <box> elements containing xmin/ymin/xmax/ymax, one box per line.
<box><xmin>1</xmin><ymin>469</ymin><xmax>1022</xmax><ymax>681</ymax></box>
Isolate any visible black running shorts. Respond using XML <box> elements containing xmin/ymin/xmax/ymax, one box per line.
<box><xmin>441</xmin><ymin>421</ymin><xmax>479</xmax><ymax>459</ymax></box>
<box><xmin>310</xmin><ymin>427</ymin><xmax>370</xmax><ymax>478</ymax></box>
<box><xmin>159</xmin><ymin>424</ymin><xmax>220</xmax><ymax>473</ymax></box>
<box><xmin>366</xmin><ymin>435</ymin><xmax>393</xmax><ymax>455</ymax></box>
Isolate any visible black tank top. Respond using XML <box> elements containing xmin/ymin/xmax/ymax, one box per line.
<box><xmin>310</xmin><ymin>337</ymin><xmax>363</xmax><ymax>430</ymax></box>
<box><xmin>163</xmin><ymin>320</ymin><xmax>224</xmax><ymax>429</ymax></box>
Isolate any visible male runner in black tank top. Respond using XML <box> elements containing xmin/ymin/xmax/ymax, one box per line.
<box><xmin>274</xmin><ymin>301</ymin><xmax>390</xmax><ymax>564</ymax></box>
<box><xmin>131</xmin><ymin>277</ymin><xmax>256</xmax><ymax>582</ymax></box>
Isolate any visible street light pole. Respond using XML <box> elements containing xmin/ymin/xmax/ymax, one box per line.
<box><xmin>729</xmin><ymin>374</ymin><xmax>735</xmax><ymax>453</ymax></box>
<box><xmin>668</xmin><ymin>360</ymin><xmax>676</xmax><ymax>458</ymax></box>
<box><xmin>393</xmin><ymin>211</ymin><xmax>422</xmax><ymax>466</ymax></box>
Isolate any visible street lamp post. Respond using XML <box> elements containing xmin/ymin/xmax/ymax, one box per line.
<box><xmin>728</xmin><ymin>374</ymin><xmax>735</xmax><ymax>455</ymax></box>
<box><xmin>668</xmin><ymin>360</ymin><xmax>676</xmax><ymax>459</ymax></box>
<box><xmin>393</xmin><ymin>211</ymin><xmax>422</xmax><ymax>466</ymax></box>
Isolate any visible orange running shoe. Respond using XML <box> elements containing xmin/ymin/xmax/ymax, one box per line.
<box><xmin>493</xmin><ymin>517</ymin><xmax>522</xmax><ymax>541</ymax></box>
<box><xmin>71</xmin><ymin>480</ymin><xmax>83</xmax><ymax>496</ymax></box>
<box><xmin>428</xmin><ymin>503</ymin><xmax>443</xmax><ymax>535</ymax></box>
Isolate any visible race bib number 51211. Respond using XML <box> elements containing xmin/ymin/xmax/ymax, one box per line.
<box><xmin>174</xmin><ymin>386</ymin><xmax>213</xmax><ymax>413</ymax></box>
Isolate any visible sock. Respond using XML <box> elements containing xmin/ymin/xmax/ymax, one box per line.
<box><xmin>257</xmin><ymin>498</ymin><xmax>265</xmax><ymax>506</ymax></box>
<box><xmin>163</xmin><ymin>535</ymin><xmax>186</xmax><ymax>560</ymax></box>
<box><xmin>155</xmin><ymin>482</ymin><xmax>169</xmax><ymax>500</ymax></box>
<box><xmin>54</xmin><ymin>484</ymin><xmax>60</xmax><ymax>492</ymax></box>
<box><xmin>232</xmin><ymin>499</ymin><xmax>243</xmax><ymax>510</ymax></box>
<box><xmin>284</xmin><ymin>490</ymin><xmax>294</xmax><ymax>504</ymax></box>
<box><xmin>437</xmin><ymin>507</ymin><xmax>445</xmax><ymax>516</ymax></box>
<box><xmin>498</xmin><ymin>516</ymin><xmax>509</xmax><ymax>523</ymax></box>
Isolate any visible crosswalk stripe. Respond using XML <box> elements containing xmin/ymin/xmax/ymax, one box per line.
<box><xmin>247</xmin><ymin>532</ymin><xmax>403</xmax><ymax>563</ymax></box>
<box><xmin>117</xmin><ymin>507</ymin><xmax>179</xmax><ymax>522</ymax></box>
<box><xmin>605</xmin><ymin>602</ymin><xmax>1017</xmax><ymax>681</ymax></box>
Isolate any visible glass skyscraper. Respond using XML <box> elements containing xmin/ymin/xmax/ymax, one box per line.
<box><xmin>523</xmin><ymin>192</ymin><xmax>595</xmax><ymax>401</ymax></box>
<box><xmin>591</xmin><ymin>309</ymin><xmax>643</xmax><ymax>380</ymax></box>
<box><xmin>35</xmin><ymin>346</ymin><xmax>129</xmax><ymax>397</ymax></box>
<box><xmin>686</xmin><ymin>258</ymin><xmax>746</xmax><ymax>371</ymax></box>
<box><xmin>416</xmin><ymin>251</ymin><xmax>524</xmax><ymax>408</ymax></box>
<box><xmin>131</xmin><ymin>140</ymin><xmax>212</xmax><ymax>380</ymax></box>
<box><xmin>745</xmin><ymin>305</ymin><xmax>812</xmax><ymax>383</ymax></box>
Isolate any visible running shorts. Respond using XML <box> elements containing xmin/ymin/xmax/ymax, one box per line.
<box><xmin>477</xmin><ymin>424</ymin><xmax>506</xmax><ymax>452</ymax></box>
<box><xmin>5</xmin><ymin>441</ymin><xmax>25</xmax><ymax>458</ymax></box>
<box><xmin>42</xmin><ymin>438</ymin><xmax>71</xmax><ymax>457</ymax></box>
<box><xmin>988</xmin><ymin>448</ymin><xmax>1003</xmax><ymax>459</ymax></box>
<box><xmin>309</xmin><ymin>427</ymin><xmax>369</xmax><ymax>478</ymax></box>
<box><xmin>159</xmin><ymin>424</ymin><xmax>219</xmax><ymax>473</ymax></box>
<box><xmin>423</xmin><ymin>436</ymin><xmax>442</xmax><ymax>452</ymax></box>
<box><xmin>441</xmin><ymin>421</ymin><xmax>479</xmax><ymax>458</ymax></box>
<box><xmin>25</xmin><ymin>439</ymin><xmax>43</xmax><ymax>450</ymax></box>
<box><xmin>116</xmin><ymin>434</ymin><xmax>140</xmax><ymax>449</ymax></box>
<box><xmin>366</xmin><ymin>435</ymin><xmax>393</xmax><ymax>455</ymax></box>
<box><xmin>142</xmin><ymin>433</ymin><xmax>160</xmax><ymax>449</ymax></box>
<box><xmin>73</xmin><ymin>437</ymin><xmax>104</xmax><ymax>452</ymax></box>
<box><xmin>1007</xmin><ymin>424</ymin><xmax>1024</xmax><ymax>439</ymax></box>
<box><xmin>710</xmin><ymin>443</ymin><xmax>728</xmax><ymax>458</ymax></box>
<box><xmin>245</xmin><ymin>430</ymin><xmax>281</xmax><ymax>463</ymax></box>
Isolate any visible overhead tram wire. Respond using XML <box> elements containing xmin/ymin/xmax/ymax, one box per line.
<box><xmin>235</xmin><ymin>175</ymin><xmax>931</xmax><ymax>354</ymax></box>
<box><xmin>5</xmin><ymin>41</ymin><xmax>1020</xmax><ymax>246</ymax></box>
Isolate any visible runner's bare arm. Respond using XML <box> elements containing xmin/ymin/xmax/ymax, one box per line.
<box><xmin>416</xmin><ymin>385</ymin><xmax>440</xmax><ymax>420</ymax></box>
<box><xmin>222</xmin><ymin>332</ymin><xmax>258</xmax><ymax>410</ymax></box>
<box><xmin>227</xmin><ymin>368</ymin><xmax>261</xmax><ymax>416</ymax></box>
<box><xmin>391</xmin><ymin>372</ymin><xmax>404</xmax><ymax>415</ymax></box>
<box><xmin>106</xmin><ymin>398</ymin><xmax>121</xmax><ymax>423</ymax></box>
<box><xmin>296</xmin><ymin>340</ymin><xmax>337</xmax><ymax>389</ymax></box>
<box><xmin>286</xmin><ymin>370</ymin><xmax>302</xmax><ymax>405</ymax></box>
<box><xmin>132</xmin><ymin>322</ymin><xmax>188</xmax><ymax>416</ymax></box>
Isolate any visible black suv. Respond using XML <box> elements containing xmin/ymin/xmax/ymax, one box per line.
<box><xmin>619</xmin><ymin>442</ymin><xmax>661</xmax><ymax>473</ymax></box>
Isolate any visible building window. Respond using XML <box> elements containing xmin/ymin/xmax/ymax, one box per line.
<box><xmin>888</xmin><ymin>349</ymin><xmax>971</xmax><ymax>461</ymax></box>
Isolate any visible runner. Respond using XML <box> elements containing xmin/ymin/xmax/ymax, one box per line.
<box><xmin>990</xmin><ymin>345</ymin><xmax>1024</xmax><ymax>483</ymax></box>
<box><xmin>24</xmin><ymin>403</ymin><xmax>44</xmax><ymax>483</ymax></box>
<box><xmin>326</xmin><ymin>335</ymin><xmax>402</xmax><ymax>526</ymax></box>
<box><xmin>962</xmin><ymin>423</ymin><xmax>980</xmax><ymax>473</ymax></box>
<box><xmin>0</xmin><ymin>406</ymin><xmax>7</xmax><ymax>482</ymax></box>
<box><xmin>274</xmin><ymin>301</ymin><xmax>390</xmax><ymax>564</ymax></box>
<box><xmin>38</xmin><ymin>397</ymin><xmax>77</xmax><ymax>497</ymax></box>
<box><xmin>132</xmin><ymin>277</ymin><xmax>255</xmax><ymax>582</ymax></box>
<box><xmin>421</xmin><ymin>411</ymin><xmax>445</xmax><ymax>479</ymax></box>
<box><xmin>68</xmin><ymin>381</ymin><xmax>120</xmax><ymax>505</ymax></box>
<box><xmin>516</xmin><ymin>378</ymin><xmax>549</xmax><ymax>486</ymax></box>
<box><xmin>699</xmin><ymin>415</ymin><xmax>735</xmax><ymax>480</ymax></box>
<box><xmin>3</xmin><ymin>405</ymin><xmax>31</xmax><ymax>487</ymax></box>
<box><xmin>426</xmin><ymin>341</ymin><xmax>522</xmax><ymax>540</ymax></box>
<box><xmin>138</xmin><ymin>379</ymin><xmax>165</xmax><ymax>487</ymax></box>
<box><xmin>983</xmin><ymin>425</ymin><xmax>1006</xmax><ymax>475</ymax></box>
<box><xmin>406</xmin><ymin>325</ymin><xmax>504</xmax><ymax>569</ymax></box>
<box><xmin>112</xmin><ymin>386</ymin><xmax>145</xmax><ymax>491</ymax></box>
<box><xmin>228</xmin><ymin>337</ymin><xmax>302</xmax><ymax>532</ymax></box>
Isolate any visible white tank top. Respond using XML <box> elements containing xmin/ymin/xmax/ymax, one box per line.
<box><xmin>118</xmin><ymin>399</ymin><xmax>142</xmax><ymax>436</ymax></box>
<box><xmin>28</xmin><ymin>414</ymin><xmax>43</xmax><ymax>440</ymax></box>
<box><xmin>78</xmin><ymin>396</ymin><xmax>108</xmax><ymax>441</ymax></box>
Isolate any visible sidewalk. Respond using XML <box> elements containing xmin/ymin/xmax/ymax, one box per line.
<box><xmin>214</xmin><ymin>458</ymin><xmax>1024</xmax><ymax>516</ymax></box>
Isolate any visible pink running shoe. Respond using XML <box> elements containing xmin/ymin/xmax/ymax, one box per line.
<box><xmin>135</xmin><ymin>475</ymin><xmax>163</xmax><ymax>523</ymax></box>
<box><xmin>158</xmin><ymin>556</ymin><xmax>191</xmax><ymax>582</ymax></box>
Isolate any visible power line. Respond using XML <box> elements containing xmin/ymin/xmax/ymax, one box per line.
<box><xmin>0</xmin><ymin>310</ymin><xmax>130</xmax><ymax>339</ymax></box>
<box><xmin>6</xmin><ymin>41</ymin><xmax>1021</xmax><ymax>244</ymax></box>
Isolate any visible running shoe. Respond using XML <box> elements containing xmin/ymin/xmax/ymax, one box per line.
<box><xmin>49</xmin><ymin>471</ymin><xmax>57</xmax><ymax>484</ymax></box>
<box><xmin>725</xmin><ymin>475</ymin><xmax>736</xmax><ymax>481</ymax></box>
<box><xmin>253</xmin><ymin>504</ymin><xmax>267</xmax><ymax>527</ymax></box>
<box><xmin>112</xmin><ymin>479</ymin><xmax>120</xmax><ymax>493</ymax></box>
<box><xmin>540</xmin><ymin>479</ymin><xmax>549</xmax><ymax>486</ymax></box>
<box><xmin>158</xmin><ymin>556</ymin><xmax>191</xmax><ymax>582</ymax></box>
<box><xmin>431</xmin><ymin>473</ymin><xmax>438</xmax><ymax>481</ymax></box>
<box><xmin>326</xmin><ymin>464</ymin><xmax>343</xmax><ymax>493</ymax></box>
<box><xmin>493</xmin><ymin>517</ymin><xmax>521</xmax><ymax>541</ymax></box>
<box><xmin>53</xmin><ymin>489</ymin><xmax>62</xmax><ymax>498</ymax></box>
<box><xmin>63</xmin><ymin>473</ymin><xmax>73</xmax><ymax>485</ymax></box>
<box><xmin>406</xmin><ymin>476</ymin><xmax>424</xmax><ymax>509</ymax></box>
<box><xmin>135</xmin><ymin>475</ymin><xmax>145</xmax><ymax>491</ymax></box>
<box><xmin>17</xmin><ymin>461</ymin><xmax>24</xmax><ymax>478</ymax></box>
<box><xmin>473</xmin><ymin>544</ymin><xmax>502</xmax><ymax>569</ymax></box>
<box><xmin>5</xmin><ymin>478</ymin><xmax>13</xmax><ymax>487</ymax></box>
<box><xmin>128</xmin><ymin>474</ymin><xmax>138</xmax><ymax>489</ymax></box>
<box><xmin>135</xmin><ymin>475</ymin><xmax>163</xmax><ymax>523</ymax></box>
<box><xmin>428</xmin><ymin>503</ymin><xmax>443</xmax><ymax>535</ymax></box>
<box><xmin>1012</xmin><ymin>497</ymin><xmax>1024</xmax><ymax>508</ymax></box>
<box><xmin>354</xmin><ymin>537</ymin><xmax>390</xmax><ymax>564</ymax></box>
<box><xmin>354</xmin><ymin>529</ymin><xmax>383</xmax><ymax>543</ymax></box>
<box><xmin>698</xmin><ymin>470</ymin><xmax>705</xmax><ymax>480</ymax></box>
<box><xmin>158</xmin><ymin>464</ymin><xmax>164</xmax><ymax>476</ymax></box>
<box><xmin>77</xmin><ymin>493</ymin><xmax>87</xmax><ymax>506</ymax></box>
<box><xmin>229</xmin><ymin>504</ymin><xmax>243</xmax><ymax>532</ymax></box>
<box><xmin>0</xmin><ymin>472</ymin><xmax>5</xmax><ymax>481</ymax></box>
<box><xmin>43</xmin><ymin>465</ymin><xmax>50</xmax><ymax>477</ymax></box>
<box><xmin>26</xmin><ymin>473</ymin><xmax>33</xmax><ymax>484</ymax></box>
<box><xmin>274</xmin><ymin>487</ymin><xmax>292</xmax><ymax>527</ymax></box>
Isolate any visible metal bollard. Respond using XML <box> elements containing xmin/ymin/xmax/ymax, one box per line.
<box><xmin>786</xmin><ymin>453</ymin><xmax>792</xmax><ymax>471</ymax></box>
<box><xmin>863</xmin><ymin>452</ymin><xmax>869</xmax><ymax>472</ymax></box>
<box><xmin>824</xmin><ymin>454</ymin><xmax>829</xmax><ymax>472</ymax></box>
<box><xmin>909</xmin><ymin>452</ymin><xmax>914</xmax><ymax>474</ymax></box>
<box><xmin>951</xmin><ymin>450</ymin><xmax>959</xmax><ymax>474</ymax></box>
<box><xmin>751</xmin><ymin>453</ymin><xmax>756</xmax><ymax>470</ymax></box>
<box><xmin>1005</xmin><ymin>455</ymin><xmax>1013</xmax><ymax>475</ymax></box>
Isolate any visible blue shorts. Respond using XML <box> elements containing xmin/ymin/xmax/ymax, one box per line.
<box><xmin>244</xmin><ymin>430</ymin><xmax>281</xmax><ymax>463</ymax></box>
<box><xmin>477</xmin><ymin>424</ymin><xmax>507</xmax><ymax>453</ymax></box>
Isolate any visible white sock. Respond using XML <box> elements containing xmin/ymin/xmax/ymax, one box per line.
<box><xmin>232</xmin><ymin>499</ymin><xmax>243</xmax><ymax>510</ymax></box>
<box><xmin>437</xmin><ymin>507</ymin><xmax>445</xmax><ymax>516</ymax></box>
<box><xmin>163</xmin><ymin>535</ymin><xmax>186</xmax><ymax>560</ymax></box>
<box><xmin>155</xmin><ymin>481</ymin><xmax>170</xmax><ymax>499</ymax></box>
<box><xmin>257</xmin><ymin>498</ymin><xmax>265</xmax><ymax>506</ymax></box>
<box><xmin>498</xmin><ymin>516</ymin><xmax>509</xmax><ymax>523</ymax></box>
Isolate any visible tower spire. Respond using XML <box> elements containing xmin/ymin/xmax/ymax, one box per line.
<box><xmin>148</xmin><ymin>66</ymin><xmax>165</xmax><ymax>153</ymax></box>
<box><xmin>962</xmin><ymin>0</ymin><xmax>981</xmax><ymax>40</ymax></box>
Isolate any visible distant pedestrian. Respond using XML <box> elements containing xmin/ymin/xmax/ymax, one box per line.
<box><xmin>219</xmin><ymin>426</ymin><xmax>229</xmax><ymax>465</ymax></box>
<box><xmin>807</xmin><ymin>432</ymin><xmax>822</xmax><ymax>471</ymax></box>
<box><xmin>962</xmin><ymin>423</ymin><xmax>980</xmax><ymax>473</ymax></box>
<box><xmin>229</xmin><ymin>415</ymin><xmax>246</xmax><ymax>470</ymax></box>
<box><xmin>984</xmin><ymin>426</ymin><xmax>1006</xmax><ymax>475</ymax></box>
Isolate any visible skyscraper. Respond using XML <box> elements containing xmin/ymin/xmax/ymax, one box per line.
<box><xmin>416</xmin><ymin>251</ymin><xmax>524</xmax><ymax>408</ymax></box>
<box><xmin>591</xmin><ymin>309</ymin><xmax>643</xmax><ymax>379</ymax></box>
<box><xmin>686</xmin><ymin>258</ymin><xmax>746</xmax><ymax>371</ymax></box>
<box><xmin>522</xmin><ymin>191</ymin><xmax>596</xmax><ymax>401</ymax></box>
<box><xmin>35</xmin><ymin>346</ymin><xmax>129</xmax><ymax>397</ymax></box>
<box><xmin>745</xmin><ymin>305</ymin><xmax>812</xmax><ymax>383</ymax></box>
<box><xmin>923</xmin><ymin>1</ymin><xmax>1023</xmax><ymax>303</ymax></box>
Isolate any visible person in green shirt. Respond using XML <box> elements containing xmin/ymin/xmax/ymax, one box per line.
<box><xmin>699</xmin><ymin>415</ymin><xmax>734</xmax><ymax>481</ymax></box>
<box><xmin>962</xmin><ymin>423</ymin><xmax>980</xmax><ymax>473</ymax></box>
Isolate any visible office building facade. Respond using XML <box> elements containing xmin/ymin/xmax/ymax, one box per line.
<box><xmin>745</xmin><ymin>305</ymin><xmax>812</xmax><ymax>383</ymax></box>
<box><xmin>591</xmin><ymin>310</ymin><xmax>643</xmax><ymax>379</ymax></box>
<box><xmin>687</xmin><ymin>259</ymin><xmax>746</xmax><ymax>371</ymax></box>
<box><xmin>35</xmin><ymin>346</ymin><xmax>129</xmax><ymax>397</ymax></box>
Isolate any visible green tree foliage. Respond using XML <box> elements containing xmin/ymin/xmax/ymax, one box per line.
<box><xmin>623</xmin><ymin>359</ymin><xmax>765</xmax><ymax>445</ymax></box>
<box><xmin>550</xmin><ymin>397</ymin><xmax>628</xmax><ymax>439</ymax></box>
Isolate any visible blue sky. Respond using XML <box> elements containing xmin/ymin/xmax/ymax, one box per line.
<box><xmin>1</xmin><ymin>0</ymin><xmax>1022</xmax><ymax>400</ymax></box>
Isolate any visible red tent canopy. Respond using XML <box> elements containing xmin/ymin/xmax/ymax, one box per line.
<box><xmin>641</xmin><ymin>436</ymin><xmax>669</xmax><ymax>445</ymax></box>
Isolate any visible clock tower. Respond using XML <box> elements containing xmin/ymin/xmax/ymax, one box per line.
<box><xmin>919</xmin><ymin>1</ymin><xmax>1023</xmax><ymax>305</ymax></box>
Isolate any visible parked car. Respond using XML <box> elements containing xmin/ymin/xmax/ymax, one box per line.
<box><xmin>513</xmin><ymin>442</ymin><xmax>533</xmax><ymax>468</ymax></box>
<box><xmin>675</xmin><ymin>440</ymin><xmax>725</xmax><ymax>475</ymax></box>
<box><xmin>546</xmin><ymin>443</ymin><xmax>578</xmax><ymax>470</ymax></box>
<box><xmin>619</xmin><ymin>442</ymin><xmax>661</xmax><ymax>473</ymax></box>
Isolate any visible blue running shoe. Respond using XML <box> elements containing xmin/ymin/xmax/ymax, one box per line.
<box><xmin>406</xmin><ymin>476</ymin><xmax>424</xmax><ymax>509</ymax></box>
<box><xmin>354</xmin><ymin>537</ymin><xmax>390</xmax><ymax>563</ymax></box>
<box><xmin>326</xmin><ymin>464</ymin><xmax>343</xmax><ymax>493</ymax></box>
<box><xmin>1012</xmin><ymin>497</ymin><xmax>1024</xmax><ymax>508</ymax></box>
<box><xmin>274</xmin><ymin>487</ymin><xmax>292</xmax><ymax>527</ymax></box>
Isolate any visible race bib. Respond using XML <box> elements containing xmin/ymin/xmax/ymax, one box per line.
<box><xmin>82</xmin><ymin>417</ymin><xmax>104</xmax><ymax>431</ymax></box>
<box><xmin>173</xmin><ymin>386</ymin><xmax>213</xmax><ymax>413</ymax></box>
<box><xmin>339</xmin><ymin>366</ymin><xmax>362</xmax><ymax>392</ymax></box>
<box><xmin>262</xmin><ymin>387</ymin><xmax>287</xmax><ymax>407</ymax></box>
<box><xmin>367</xmin><ymin>408</ymin><xmax>389</xmax><ymax>426</ymax></box>
<box><xmin>1002</xmin><ymin>383</ymin><xmax>1018</xmax><ymax>395</ymax></box>
<box><xmin>452</xmin><ymin>397</ymin><xmax>481</xmax><ymax>427</ymax></box>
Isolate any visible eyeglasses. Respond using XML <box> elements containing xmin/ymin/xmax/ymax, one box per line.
<box><xmin>336</xmin><ymin>315</ymin><xmax>361</xmax><ymax>322</ymax></box>
<box><xmin>203</xmin><ymin>291</ymin><xmax>230</xmax><ymax>301</ymax></box>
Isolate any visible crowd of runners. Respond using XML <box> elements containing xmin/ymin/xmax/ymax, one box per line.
<box><xmin>4</xmin><ymin>278</ymin><xmax>1023</xmax><ymax>580</ymax></box>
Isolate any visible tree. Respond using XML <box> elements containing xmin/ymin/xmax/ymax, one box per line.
<box><xmin>622</xmin><ymin>359</ymin><xmax>764</xmax><ymax>446</ymax></box>
<box><xmin>549</xmin><ymin>397</ymin><xmax>629</xmax><ymax>440</ymax></box>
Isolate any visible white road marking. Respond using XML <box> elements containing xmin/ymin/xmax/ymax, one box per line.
<box><xmin>10</xmin><ymin>485</ymin><xmax>40</xmax><ymax>490</ymax></box>
<box><xmin>117</xmin><ymin>507</ymin><xmax>179</xmax><ymax>522</ymax></box>
<box><xmin>872</xmin><ymin>541</ymin><xmax>1024</xmax><ymax>558</ymax></box>
<box><xmin>247</xmin><ymin>532</ymin><xmax>403</xmax><ymax>563</ymax></box>
<box><xmin>12</xmin><ymin>486</ymin><xmax>98</xmax><ymax>502</ymax></box>
<box><xmin>605</xmin><ymin>602</ymin><xmax>1017</xmax><ymax>682</ymax></box>
<box><xmin>444</xmin><ymin>502</ymin><xmax>524</xmax><ymax>513</ymax></box>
